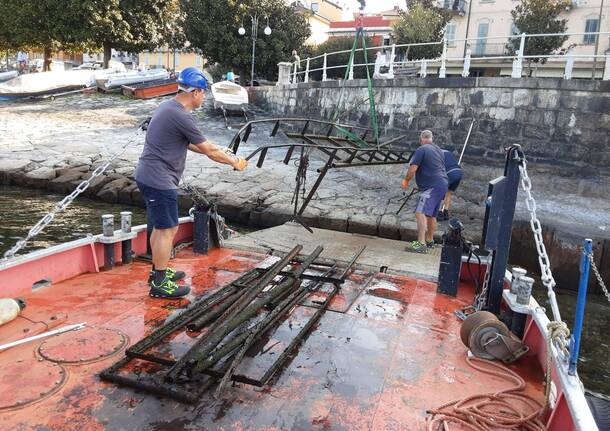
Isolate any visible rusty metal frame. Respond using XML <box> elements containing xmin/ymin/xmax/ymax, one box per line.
<box><xmin>227</xmin><ymin>118</ymin><xmax>413</xmax><ymax>228</ymax></box>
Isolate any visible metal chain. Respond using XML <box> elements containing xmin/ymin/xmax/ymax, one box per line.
<box><xmin>2</xmin><ymin>127</ymin><xmax>145</xmax><ymax>261</ymax></box>
<box><xmin>475</xmin><ymin>251</ymin><xmax>493</xmax><ymax>310</ymax></box>
<box><xmin>518</xmin><ymin>158</ymin><xmax>563</xmax><ymax>323</ymax></box>
<box><xmin>589</xmin><ymin>251</ymin><xmax>610</xmax><ymax>303</ymax></box>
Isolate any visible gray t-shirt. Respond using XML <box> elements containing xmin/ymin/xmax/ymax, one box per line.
<box><xmin>410</xmin><ymin>143</ymin><xmax>448</xmax><ymax>190</ymax></box>
<box><xmin>135</xmin><ymin>99</ymin><xmax>206</xmax><ymax>190</ymax></box>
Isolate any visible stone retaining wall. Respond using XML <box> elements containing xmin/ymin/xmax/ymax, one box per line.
<box><xmin>254</xmin><ymin>77</ymin><xmax>610</xmax><ymax>172</ymax></box>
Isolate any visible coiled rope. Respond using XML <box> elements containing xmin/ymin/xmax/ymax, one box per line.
<box><xmin>426</xmin><ymin>356</ymin><xmax>547</xmax><ymax>431</ymax></box>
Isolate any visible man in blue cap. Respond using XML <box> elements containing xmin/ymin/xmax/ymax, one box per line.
<box><xmin>135</xmin><ymin>67</ymin><xmax>248</xmax><ymax>299</ymax></box>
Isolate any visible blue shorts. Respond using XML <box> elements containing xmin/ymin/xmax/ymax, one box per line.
<box><xmin>415</xmin><ymin>185</ymin><xmax>448</xmax><ymax>218</ymax></box>
<box><xmin>136</xmin><ymin>181</ymin><xmax>179</xmax><ymax>229</ymax></box>
<box><xmin>447</xmin><ymin>169</ymin><xmax>463</xmax><ymax>192</ymax></box>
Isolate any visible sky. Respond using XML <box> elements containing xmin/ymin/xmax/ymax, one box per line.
<box><xmin>342</xmin><ymin>0</ymin><xmax>406</xmax><ymax>17</ymax></box>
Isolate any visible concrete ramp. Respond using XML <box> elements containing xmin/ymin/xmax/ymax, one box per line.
<box><xmin>225</xmin><ymin>222</ymin><xmax>441</xmax><ymax>281</ymax></box>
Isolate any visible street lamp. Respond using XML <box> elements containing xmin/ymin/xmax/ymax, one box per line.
<box><xmin>238</xmin><ymin>14</ymin><xmax>272</xmax><ymax>87</ymax></box>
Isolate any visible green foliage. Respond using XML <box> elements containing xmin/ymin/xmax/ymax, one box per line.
<box><xmin>507</xmin><ymin>0</ymin><xmax>570</xmax><ymax>63</ymax></box>
<box><xmin>393</xmin><ymin>1</ymin><xmax>451</xmax><ymax>60</ymax></box>
<box><xmin>181</xmin><ymin>0</ymin><xmax>311</xmax><ymax>81</ymax></box>
<box><xmin>306</xmin><ymin>36</ymin><xmax>375</xmax><ymax>81</ymax></box>
<box><xmin>85</xmin><ymin>0</ymin><xmax>182</xmax><ymax>66</ymax></box>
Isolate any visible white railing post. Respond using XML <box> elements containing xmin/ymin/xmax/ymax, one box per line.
<box><xmin>304</xmin><ymin>57</ymin><xmax>310</xmax><ymax>83</ymax></box>
<box><xmin>348</xmin><ymin>57</ymin><xmax>354</xmax><ymax>80</ymax></box>
<box><xmin>603</xmin><ymin>54</ymin><xmax>610</xmax><ymax>81</ymax></box>
<box><xmin>462</xmin><ymin>48</ymin><xmax>471</xmax><ymax>77</ymax></box>
<box><xmin>292</xmin><ymin>61</ymin><xmax>298</xmax><ymax>83</ymax></box>
<box><xmin>564</xmin><ymin>54</ymin><xmax>574</xmax><ymax>80</ymax></box>
<box><xmin>388</xmin><ymin>43</ymin><xmax>396</xmax><ymax>77</ymax></box>
<box><xmin>439</xmin><ymin>38</ymin><xmax>447</xmax><ymax>78</ymax></box>
<box><xmin>512</xmin><ymin>32</ymin><xmax>526</xmax><ymax>78</ymax></box>
<box><xmin>420</xmin><ymin>60</ymin><xmax>428</xmax><ymax>77</ymax></box>
<box><xmin>322</xmin><ymin>53</ymin><xmax>328</xmax><ymax>81</ymax></box>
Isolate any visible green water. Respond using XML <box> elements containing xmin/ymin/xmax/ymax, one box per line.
<box><xmin>0</xmin><ymin>185</ymin><xmax>149</xmax><ymax>255</ymax></box>
<box><xmin>0</xmin><ymin>185</ymin><xmax>608</xmax><ymax>396</ymax></box>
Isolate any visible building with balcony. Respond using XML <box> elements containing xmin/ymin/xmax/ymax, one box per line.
<box><xmin>437</xmin><ymin>0</ymin><xmax>609</xmax><ymax>78</ymax></box>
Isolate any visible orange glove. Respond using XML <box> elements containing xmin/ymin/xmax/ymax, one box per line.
<box><xmin>233</xmin><ymin>157</ymin><xmax>248</xmax><ymax>171</ymax></box>
<box><xmin>401</xmin><ymin>178</ymin><xmax>409</xmax><ymax>189</ymax></box>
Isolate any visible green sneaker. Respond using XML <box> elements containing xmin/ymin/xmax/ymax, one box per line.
<box><xmin>149</xmin><ymin>278</ymin><xmax>190</xmax><ymax>299</ymax></box>
<box><xmin>410</xmin><ymin>240</ymin><xmax>428</xmax><ymax>254</ymax></box>
<box><xmin>148</xmin><ymin>267</ymin><xmax>186</xmax><ymax>284</ymax></box>
<box><xmin>426</xmin><ymin>240</ymin><xmax>435</xmax><ymax>249</ymax></box>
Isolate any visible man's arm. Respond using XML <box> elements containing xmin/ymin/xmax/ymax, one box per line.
<box><xmin>189</xmin><ymin>141</ymin><xmax>247</xmax><ymax>170</ymax></box>
<box><xmin>402</xmin><ymin>164</ymin><xmax>418</xmax><ymax>189</ymax></box>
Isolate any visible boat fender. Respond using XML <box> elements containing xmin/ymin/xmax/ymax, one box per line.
<box><xmin>0</xmin><ymin>298</ymin><xmax>26</xmax><ymax>326</ymax></box>
<box><xmin>587</xmin><ymin>392</ymin><xmax>610</xmax><ymax>431</ymax></box>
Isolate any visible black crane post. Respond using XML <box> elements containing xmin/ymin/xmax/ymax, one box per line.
<box><xmin>482</xmin><ymin>145</ymin><xmax>523</xmax><ymax>314</ymax></box>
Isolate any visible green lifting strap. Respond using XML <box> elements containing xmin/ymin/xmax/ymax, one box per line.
<box><xmin>329</xmin><ymin>27</ymin><xmax>379</xmax><ymax>148</ymax></box>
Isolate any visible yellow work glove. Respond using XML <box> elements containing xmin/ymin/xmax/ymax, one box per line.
<box><xmin>233</xmin><ymin>157</ymin><xmax>248</xmax><ymax>171</ymax></box>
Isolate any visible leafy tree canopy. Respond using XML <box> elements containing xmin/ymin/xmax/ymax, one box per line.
<box><xmin>507</xmin><ymin>0</ymin><xmax>570</xmax><ymax>63</ymax></box>
<box><xmin>393</xmin><ymin>1</ymin><xmax>451</xmax><ymax>60</ymax></box>
<box><xmin>182</xmin><ymin>0</ymin><xmax>311</xmax><ymax>81</ymax></box>
<box><xmin>306</xmin><ymin>36</ymin><xmax>375</xmax><ymax>81</ymax></box>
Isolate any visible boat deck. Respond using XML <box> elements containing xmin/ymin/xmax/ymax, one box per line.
<box><xmin>0</xmin><ymin>240</ymin><xmax>545</xmax><ymax>430</ymax></box>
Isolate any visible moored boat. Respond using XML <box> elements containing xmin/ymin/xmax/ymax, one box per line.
<box><xmin>97</xmin><ymin>69</ymin><xmax>170</xmax><ymax>92</ymax></box>
<box><xmin>211</xmin><ymin>80</ymin><xmax>250</xmax><ymax>127</ymax></box>
<box><xmin>121</xmin><ymin>78</ymin><xmax>179</xmax><ymax>99</ymax></box>
<box><xmin>0</xmin><ymin>70</ymin><xmax>96</xmax><ymax>100</ymax></box>
<box><xmin>0</xmin><ymin>70</ymin><xmax>18</xmax><ymax>83</ymax></box>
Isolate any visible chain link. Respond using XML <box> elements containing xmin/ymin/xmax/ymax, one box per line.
<box><xmin>589</xmin><ymin>251</ymin><xmax>610</xmax><ymax>303</ymax></box>
<box><xmin>518</xmin><ymin>156</ymin><xmax>562</xmax><ymax>323</ymax></box>
<box><xmin>475</xmin><ymin>251</ymin><xmax>493</xmax><ymax>310</ymax></box>
<box><xmin>2</xmin><ymin>127</ymin><xmax>145</xmax><ymax>260</ymax></box>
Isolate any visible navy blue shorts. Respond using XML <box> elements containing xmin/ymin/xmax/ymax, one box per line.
<box><xmin>415</xmin><ymin>185</ymin><xmax>448</xmax><ymax>218</ymax></box>
<box><xmin>137</xmin><ymin>181</ymin><xmax>179</xmax><ymax>229</ymax></box>
<box><xmin>447</xmin><ymin>169</ymin><xmax>463</xmax><ymax>192</ymax></box>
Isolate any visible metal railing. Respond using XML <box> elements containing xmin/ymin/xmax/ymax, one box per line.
<box><xmin>288</xmin><ymin>31</ymin><xmax>610</xmax><ymax>83</ymax></box>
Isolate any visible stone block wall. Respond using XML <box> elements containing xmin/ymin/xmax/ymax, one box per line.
<box><xmin>254</xmin><ymin>77</ymin><xmax>610</xmax><ymax>174</ymax></box>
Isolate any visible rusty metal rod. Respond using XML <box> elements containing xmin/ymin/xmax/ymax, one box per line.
<box><xmin>126</xmin><ymin>269</ymin><xmax>263</xmax><ymax>356</ymax></box>
<box><xmin>186</xmin><ymin>290</ymin><xmax>243</xmax><ymax>332</ymax></box>
<box><xmin>165</xmin><ymin>245</ymin><xmax>305</xmax><ymax>382</ymax></box>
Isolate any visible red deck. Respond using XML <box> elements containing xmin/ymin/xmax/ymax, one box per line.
<box><xmin>0</xmin><ymin>247</ymin><xmax>545</xmax><ymax>430</ymax></box>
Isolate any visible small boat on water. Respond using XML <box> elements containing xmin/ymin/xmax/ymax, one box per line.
<box><xmin>97</xmin><ymin>69</ymin><xmax>169</xmax><ymax>92</ymax></box>
<box><xmin>0</xmin><ymin>70</ymin><xmax>97</xmax><ymax>100</ymax></box>
<box><xmin>0</xmin><ymin>70</ymin><xmax>18</xmax><ymax>83</ymax></box>
<box><xmin>121</xmin><ymin>78</ymin><xmax>178</xmax><ymax>99</ymax></box>
<box><xmin>211</xmin><ymin>80</ymin><xmax>250</xmax><ymax>127</ymax></box>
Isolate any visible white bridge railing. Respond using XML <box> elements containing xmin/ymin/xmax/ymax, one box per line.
<box><xmin>288</xmin><ymin>31</ymin><xmax>610</xmax><ymax>83</ymax></box>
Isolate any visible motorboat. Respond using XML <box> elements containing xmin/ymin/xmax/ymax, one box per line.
<box><xmin>121</xmin><ymin>78</ymin><xmax>179</xmax><ymax>99</ymax></box>
<box><xmin>0</xmin><ymin>70</ymin><xmax>96</xmax><ymax>100</ymax></box>
<box><xmin>211</xmin><ymin>80</ymin><xmax>250</xmax><ymax>127</ymax></box>
<box><xmin>0</xmin><ymin>70</ymin><xmax>18</xmax><ymax>83</ymax></box>
<box><xmin>97</xmin><ymin>69</ymin><xmax>170</xmax><ymax>92</ymax></box>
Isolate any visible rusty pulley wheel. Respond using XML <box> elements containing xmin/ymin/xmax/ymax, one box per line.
<box><xmin>459</xmin><ymin>310</ymin><xmax>497</xmax><ymax>347</ymax></box>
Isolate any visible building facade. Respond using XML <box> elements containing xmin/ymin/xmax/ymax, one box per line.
<box><xmin>439</xmin><ymin>0</ymin><xmax>609</xmax><ymax>77</ymax></box>
<box><xmin>291</xmin><ymin>0</ymin><xmax>344</xmax><ymax>44</ymax></box>
<box><xmin>137</xmin><ymin>49</ymin><xmax>205</xmax><ymax>71</ymax></box>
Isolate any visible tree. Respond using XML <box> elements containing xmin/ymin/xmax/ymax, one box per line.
<box><xmin>392</xmin><ymin>1</ymin><xmax>452</xmax><ymax>60</ymax></box>
<box><xmin>507</xmin><ymin>0</ymin><xmax>570</xmax><ymax>71</ymax></box>
<box><xmin>0</xmin><ymin>0</ymin><xmax>89</xmax><ymax>70</ymax></box>
<box><xmin>85</xmin><ymin>0</ymin><xmax>182</xmax><ymax>68</ymax></box>
<box><xmin>182</xmin><ymin>0</ymin><xmax>311</xmax><ymax>82</ymax></box>
<box><xmin>307</xmin><ymin>36</ymin><xmax>374</xmax><ymax>81</ymax></box>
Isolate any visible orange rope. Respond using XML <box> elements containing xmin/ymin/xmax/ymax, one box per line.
<box><xmin>426</xmin><ymin>357</ymin><xmax>547</xmax><ymax>431</ymax></box>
